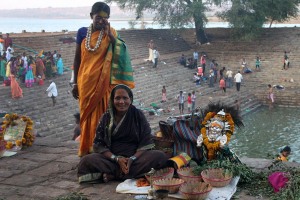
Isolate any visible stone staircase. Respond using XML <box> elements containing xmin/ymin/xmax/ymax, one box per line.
<box><xmin>0</xmin><ymin>62</ymin><xmax>261</xmax><ymax>140</ymax></box>
<box><xmin>4</xmin><ymin>28</ymin><xmax>300</xmax><ymax>143</ymax></box>
<box><xmin>178</xmin><ymin>28</ymin><xmax>300</xmax><ymax>107</ymax></box>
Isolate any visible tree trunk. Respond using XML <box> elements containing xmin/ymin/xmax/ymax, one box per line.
<box><xmin>269</xmin><ymin>19</ymin><xmax>273</xmax><ymax>28</ymax></box>
<box><xmin>194</xmin><ymin>16</ymin><xmax>208</xmax><ymax>44</ymax></box>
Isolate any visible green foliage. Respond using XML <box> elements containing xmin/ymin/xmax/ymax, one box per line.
<box><xmin>106</xmin><ymin>0</ymin><xmax>300</xmax><ymax>41</ymax></box>
<box><xmin>238</xmin><ymin>161</ymin><xmax>300</xmax><ymax>200</ymax></box>
<box><xmin>54</xmin><ymin>192</ymin><xmax>89</xmax><ymax>200</ymax></box>
<box><xmin>264</xmin><ymin>0</ymin><xmax>300</xmax><ymax>26</ymax></box>
<box><xmin>213</xmin><ymin>0</ymin><xmax>300</xmax><ymax>39</ymax></box>
<box><xmin>128</xmin><ymin>20</ymin><xmax>138</xmax><ymax>29</ymax></box>
<box><xmin>106</xmin><ymin>0</ymin><xmax>209</xmax><ymax>43</ymax></box>
<box><xmin>193</xmin><ymin>159</ymin><xmax>300</xmax><ymax>199</ymax></box>
<box><xmin>216</xmin><ymin>0</ymin><xmax>265</xmax><ymax>40</ymax></box>
<box><xmin>193</xmin><ymin>159</ymin><xmax>255</xmax><ymax>183</ymax></box>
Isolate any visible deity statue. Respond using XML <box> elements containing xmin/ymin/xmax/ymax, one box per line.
<box><xmin>196</xmin><ymin>103</ymin><xmax>243</xmax><ymax>161</ymax></box>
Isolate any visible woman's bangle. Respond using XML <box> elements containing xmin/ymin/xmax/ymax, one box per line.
<box><xmin>130</xmin><ymin>156</ymin><xmax>137</xmax><ymax>161</ymax></box>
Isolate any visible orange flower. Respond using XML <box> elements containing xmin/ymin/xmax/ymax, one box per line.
<box><xmin>6</xmin><ymin>141</ymin><xmax>13</xmax><ymax>149</ymax></box>
<box><xmin>15</xmin><ymin>140</ymin><xmax>22</xmax><ymax>146</ymax></box>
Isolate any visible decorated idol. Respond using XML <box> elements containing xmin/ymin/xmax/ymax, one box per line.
<box><xmin>197</xmin><ymin>102</ymin><xmax>243</xmax><ymax>161</ymax></box>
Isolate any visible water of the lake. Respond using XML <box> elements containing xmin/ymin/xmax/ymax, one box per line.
<box><xmin>229</xmin><ymin>106</ymin><xmax>300</xmax><ymax>162</ymax></box>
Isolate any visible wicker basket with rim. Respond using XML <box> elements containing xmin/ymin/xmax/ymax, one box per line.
<box><xmin>145</xmin><ymin>167</ymin><xmax>174</xmax><ymax>182</ymax></box>
<box><xmin>177</xmin><ymin>167</ymin><xmax>202</xmax><ymax>182</ymax></box>
<box><xmin>153</xmin><ymin>178</ymin><xmax>184</xmax><ymax>194</ymax></box>
<box><xmin>179</xmin><ymin>181</ymin><xmax>212</xmax><ymax>200</ymax></box>
<box><xmin>201</xmin><ymin>168</ymin><xmax>232</xmax><ymax>187</ymax></box>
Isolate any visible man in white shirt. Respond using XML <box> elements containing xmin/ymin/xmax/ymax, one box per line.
<box><xmin>177</xmin><ymin>91</ymin><xmax>185</xmax><ymax>114</ymax></box>
<box><xmin>6</xmin><ymin>48</ymin><xmax>12</xmax><ymax>61</ymax></box>
<box><xmin>226</xmin><ymin>69</ymin><xmax>233</xmax><ymax>88</ymax></box>
<box><xmin>234</xmin><ymin>71</ymin><xmax>243</xmax><ymax>92</ymax></box>
<box><xmin>153</xmin><ymin>47</ymin><xmax>160</xmax><ymax>68</ymax></box>
<box><xmin>193</xmin><ymin>51</ymin><xmax>198</xmax><ymax>68</ymax></box>
<box><xmin>46</xmin><ymin>81</ymin><xmax>58</xmax><ymax>106</ymax></box>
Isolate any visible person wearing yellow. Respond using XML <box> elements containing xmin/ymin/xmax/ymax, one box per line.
<box><xmin>72</xmin><ymin>2</ymin><xmax>134</xmax><ymax>157</ymax></box>
<box><xmin>277</xmin><ymin>146</ymin><xmax>291</xmax><ymax>162</ymax></box>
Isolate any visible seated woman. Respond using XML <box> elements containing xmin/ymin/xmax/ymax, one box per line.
<box><xmin>243</xmin><ymin>67</ymin><xmax>252</xmax><ymax>74</ymax></box>
<box><xmin>179</xmin><ymin>54</ymin><xmax>187</xmax><ymax>67</ymax></box>
<box><xmin>77</xmin><ymin>84</ymin><xmax>168</xmax><ymax>183</ymax></box>
<box><xmin>193</xmin><ymin>73</ymin><xmax>201</xmax><ymax>85</ymax></box>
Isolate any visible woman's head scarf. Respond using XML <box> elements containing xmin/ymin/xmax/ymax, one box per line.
<box><xmin>108</xmin><ymin>84</ymin><xmax>133</xmax><ymax>137</ymax></box>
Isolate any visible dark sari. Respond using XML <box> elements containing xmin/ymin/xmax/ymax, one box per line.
<box><xmin>77</xmin><ymin>105</ymin><xmax>168</xmax><ymax>183</ymax></box>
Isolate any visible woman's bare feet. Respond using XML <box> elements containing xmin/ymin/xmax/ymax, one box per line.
<box><xmin>103</xmin><ymin>173</ymin><xmax>114</xmax><ymax>183</ymax></box>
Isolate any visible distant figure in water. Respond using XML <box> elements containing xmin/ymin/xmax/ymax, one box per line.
<box><xmin>277</xmin><ymin>146</ymin><xmax>291</xmax><ymax>162</ymax></box>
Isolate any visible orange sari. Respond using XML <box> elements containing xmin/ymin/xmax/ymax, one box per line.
<box><xmin>77</xmin><ymin>28</ymin><xmax>116</xmax><ymax>157</ymax></box>
<box><xmin>10</xmin><ymin>75</ymin><xmax>23</xmax><ymax>98</ymax></box>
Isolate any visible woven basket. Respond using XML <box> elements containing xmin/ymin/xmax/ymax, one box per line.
<box><xmin>201</xmin><ymin>168</ymin><xmax>232</xmax><ymax>187</ymax></box>
<box><xmin>145</xmin><ymin>167</ymin><xmax>174</xmax><ymax>182</ymax></box>
<box><xmin>159</xmin><ymin>121</ymin><xmax>174</xmax><ymax>140</ymax></box>
<box><xmin>179</xmin><ymin>181</ymin><xmax>212</xmax><ymax>200</ymax></box>
<box><xmin>154</xmin><ymin>136</ymin><xmax>174</xmax><ymax>149</ymax></box>
<box><xmin>177</xmin><ymin>167</ymin><xmax>202</xmax><ymax>182</ymax></box>
<box><xmin>153</xmin><ymin>178</ymin><xmax>184</xmax><ymax>194</ymax></box>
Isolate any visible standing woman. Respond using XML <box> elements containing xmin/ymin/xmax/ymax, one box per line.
<box><xmin>161</xmin><ymin>85</ymin><xmax>167</xmax><ymax>102</ymax></box>
<box><xmin>56</xmin><ymin>54</ymin><xmax>64</xmax><ymax>75</ymax></box>
<box><xmin>78</xmin><ymin>84</ymin><xmax>168</xmax><ymax>183</ymax></box>
<box><xmin>28</xmin><ymin>56</ymin><xmax>36</xmax><ymax>79</ymax></box>
<box><xmin>72</xmin><ymin>2</ymin><xmax>134</xmax><ymax>157</ymax></box>
<box><xmin>0</xmin><ymin>56</ymin><xmax>7</xmax><ymax>84</ymax></box>
<box><xmin>25</xmin><ymin>60</ymin><xmax>34</xmax><ymax>88</ymax></box>
<box><xmin>36</xmin><ymin>55</ymin><xmax>46</xmax><ymax>81</ymax></box>
<box><xmin>10</xmin><ymin>74</ymin><xmax>23</xmax><ymax>99</ymax></box>
<box><xmin>45</xmin><ymin>54</ymin><xmax>53</xmax><ymax>79</ymax></box>
<box><xmin>147</xmin><ymin>40</ymin><xmax>154</xmax><ymax>62</ymax></box>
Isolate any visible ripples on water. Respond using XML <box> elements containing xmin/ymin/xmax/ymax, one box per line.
<box><xmin>229</xmin><ymin>106</ymin><xmax>300</xmax><ymax>162</ymax></box>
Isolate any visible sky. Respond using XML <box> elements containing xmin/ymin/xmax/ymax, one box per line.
<box><xmin>1</xmin><ymin>0</ymin><xmax>114</xmax><ymax>10</ymax></box>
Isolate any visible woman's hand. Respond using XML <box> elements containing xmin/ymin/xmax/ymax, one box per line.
<box><xmin>118</xmin><ymin>157</ymin><xmax>129</xmax><ymax>174</ymax></box>
<box><xmin>72</xmin><ymin>85</ymin><xmax>79</xmax><ymax>100</ymax></box>
<box><xmin>126</xmin><ymin>158</ymin><xmax>134</xmax><ymax>172</ymax></box>
<box><xmin>104</xmin><ymin>19</ymin><xmax>110</xmax><ymax>35</ymax></box>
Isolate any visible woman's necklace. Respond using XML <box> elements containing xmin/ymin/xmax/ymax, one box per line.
<box><xmin>85</xmin><ymin>23</ymin><xmax>104</xmax><ymax>52</ymax></box>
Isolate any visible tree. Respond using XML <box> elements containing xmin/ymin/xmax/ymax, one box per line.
<box><xmin>216</xmin><ymin>0</ymin><xmax>266</xmax><ymax>39</ymax></box>
<box><xmin>264</xmin><ymin>0</ymin><xmax>300</xmax><ymax>28</ymax></box>
<box><xmin>106</xmin><ymin>0</ymin><xmax>210</xmax><ymax>44</ymax></box>
<box><xmin>214</xmin><ymin>0</ymin><xmax>300</xmax><ymax>39</ymax></box>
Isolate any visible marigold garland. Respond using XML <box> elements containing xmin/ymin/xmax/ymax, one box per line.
<box><xmin>1</xmin><ymin>113</ymin><xmax>35</xmax><ymax>149</ymax></box>
<box><xmin>201</xmin><ymin>112</ymin><xmax>235</xmax><ymax>160</ymax></box>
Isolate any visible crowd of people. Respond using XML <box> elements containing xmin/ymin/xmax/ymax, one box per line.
<box><xmin>174</xmin><ymin>51</ymin><xmax>284</xmax><ymax>114</ymax></box>
<box><xmin>0</xmin><ymin>42</ymin><xmax>65</xmax><ymax>99</ymax></box>
<box><xmin>1</xmin><ymin>1</ymin><xmax>294</xmax><ymax>189</ymax></box>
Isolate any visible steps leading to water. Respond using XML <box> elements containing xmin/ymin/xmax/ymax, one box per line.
<box><xmin>2</xmin><ymin>28</ymin><xmax>300</xmax><ymax>142</ymax></box>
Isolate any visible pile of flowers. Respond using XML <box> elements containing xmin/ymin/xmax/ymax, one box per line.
<box><xmin>1</xmin><ymin>113</ymin><xmax>35</xmax><ymax>150</ymax></box>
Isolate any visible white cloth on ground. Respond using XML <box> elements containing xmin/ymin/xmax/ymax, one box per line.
<box><xmin>116</xmin><ymin>176</ymin><xmax>240</xmax><ymax>200</ymax></box>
